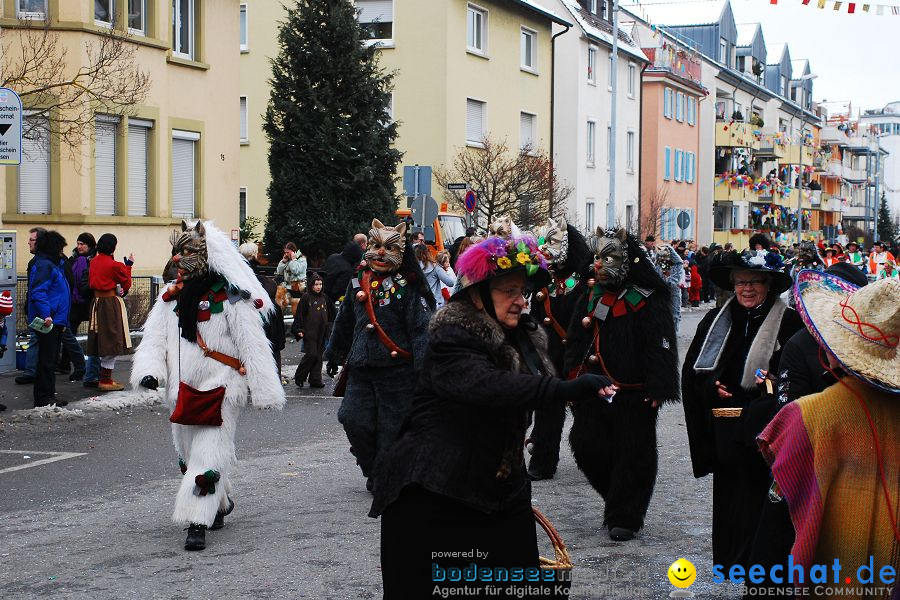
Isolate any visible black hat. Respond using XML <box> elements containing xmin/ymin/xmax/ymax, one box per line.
<box><xmin>709</xmin><ymin>250</ymin><xmax>792</xmax><ymax>294</ymax></box>
<box><xmin>824</xmin><ymin>262</ymin><xmax>868</xmax><ymax>288</ymax></box>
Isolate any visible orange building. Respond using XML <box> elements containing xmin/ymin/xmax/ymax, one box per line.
<box><xmin>639</xmin><ymin>40</ymin><xmax>707</xmax><ymax>241</ymax></box>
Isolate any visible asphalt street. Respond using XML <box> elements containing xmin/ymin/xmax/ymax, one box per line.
<box><xmin>0</xmin><ymin>307</ymin><xmax>745</xmax><ymax>599</ymax></box>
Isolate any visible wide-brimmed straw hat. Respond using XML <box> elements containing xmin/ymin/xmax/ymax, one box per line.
<box><xmin>452</xmin><ymin>235</ymin><xmax>551</xmax><ymax>298</ymax></box>
<box><xmin>709</xmin><ymin>250</ymin><xmax>793</xmax><ymax>294</ymax></box>
<box><xmin>794</xmin><ymin>270</ymin><xmax>900</xmax><ymax>394</ymax></box>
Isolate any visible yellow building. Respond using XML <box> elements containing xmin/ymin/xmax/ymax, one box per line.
<box><xmin>0</xmin><ymin>0</ymin><xmax>240</xmax><ymax>275</ymax></box>
<box><xmin>239</xmin><ymin>0</ymin><xmax>569</xmax><ymax>240</ymax></box>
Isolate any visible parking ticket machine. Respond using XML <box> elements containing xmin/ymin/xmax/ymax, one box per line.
<box><xmin>0</xmin><ymin>230</ymin><xmax>16</xmax><ymax>370</ymax></box>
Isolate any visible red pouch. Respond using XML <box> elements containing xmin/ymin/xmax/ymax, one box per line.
<box><xmin>170</xmin><ymin>382</ymin><xmax>225</xmax><ymax>427</ymax></box>
<box><xmin>441</xmin><ymin>287</ymin><xmax>451</xmax><ymax>302</ymax></box>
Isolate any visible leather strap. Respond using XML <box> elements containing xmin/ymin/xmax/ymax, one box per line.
<box><xmin>94</xmin><ymin>289</ymin><xmax>116</xmax><ymax>298</ymax></box>
<box><xmin>196</xmin><ymin>330</ymin><xmax>246</xmax><ymax>375</ymax></box>
<box><xmin>360</xmin><ymin>270</ymin><xmax>412</xmax><ymax>361</ymax></box>
<box><xmin>541</xmin><ymin>287</ymin><xmax>568</xmax><ymax>341</ymax></box>
<box><xmin>591</xmin><ymin>321</ymin><xmax>645</xmax><ymax>391</ymax></box>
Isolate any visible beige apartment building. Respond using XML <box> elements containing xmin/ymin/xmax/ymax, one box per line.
<box><xmin>239</xmin><ymin>0</ymin><xmax>569</xmax><ymax>239</ymax></box>
<box><xmin>0</xmin><ymin>0</ymin><xmax>240</xmax><ymax>275</ymax></box>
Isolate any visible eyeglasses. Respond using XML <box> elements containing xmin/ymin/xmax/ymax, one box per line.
<box><xmin>734</xmin><ymin>279</ymin><xmax>768</xmax><ymax>288</ymax></box>
<box><xmin>495</xmin><ymin>286</ymin><xmax>533</xmax><ymax>300</ymax></box>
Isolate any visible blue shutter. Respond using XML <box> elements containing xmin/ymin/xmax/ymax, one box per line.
<box><xmin>664</xmin><ymin>147</ymin><xmax>671</xmax><ymax>180</ymax></box>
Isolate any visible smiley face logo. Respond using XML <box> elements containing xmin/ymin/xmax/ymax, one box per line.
<box><xmin>667</xmin><ymin>558</ymin><xmax>697</xmax><ymax>588</ymax></box>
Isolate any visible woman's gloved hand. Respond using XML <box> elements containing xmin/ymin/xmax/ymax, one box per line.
<box><xmin>554</xmin><ymin>374</ymin><xmax>618</xmax><ymax>404</ymax></box>
<box><xmin>139</xmin><ymin>375</ymin><xmax>158</xmax><ymax>390</ymax></box>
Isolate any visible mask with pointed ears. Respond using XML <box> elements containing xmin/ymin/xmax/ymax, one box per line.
<box><xmin>170</xmin><ymin>220</ymin><xmax>209</xmax><ymax>281</ymax></box>
<box><xmin>364</xmin><ymin>219</ymin><xmax>407</xmax><ymax>274</ymax></box>
<box><xmin>589</xmin><ymin>227</ymin><xmax>629</xmax><ymax>288</ymax></box>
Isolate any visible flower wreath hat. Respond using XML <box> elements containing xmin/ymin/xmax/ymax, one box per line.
<box><xmin>794</xmin><ymin>270</ymin><xmax>900</xmax><ymax>394</ymax></box>
<box><xmin>452</xmin><ymin>236</ymin><xmax>551</xmax><ymax>299</ymax></box>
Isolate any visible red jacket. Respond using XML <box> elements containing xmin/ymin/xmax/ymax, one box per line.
<box><xmin>89</xmin><ymin>253</ymin><xmax>132</xmax><ymax>293</ymax></box>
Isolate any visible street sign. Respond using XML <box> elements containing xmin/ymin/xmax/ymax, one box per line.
<box><xmin>0</xmin><ymin>88</ymin><xmax>23</xmax><ymax>166</ymax></box>
<box><xmin>464</xmin><ymin>190</ymin><xmax>477</xmax><ymax>213</ymax></box>
<box><xmin>406</xmin><ymin>195</ymin><xmax>439</xmax><ymax>243</ymax></box>
<box><xmin>402</xmin><ymin>165</ymin><xmax>432</xmax><ymax>198</ymax></box>
<box><xmin>447</xmin><ymin>183</ymin><xmax>467</xmax><ymax>191</ymax></box>
<box><xmin>676</xmin><ymin>210</ymin><xmax>691</xmax><ymax>231</ymax></box>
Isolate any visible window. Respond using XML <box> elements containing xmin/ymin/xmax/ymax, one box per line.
<box><xmin>586</xmin><ymin>120</ymin><xmax>596</xmax><ymax>166</ymax></box>
<box><xmin>588</xmin><ymin>0</ymin><xmax>597</xmax><ymax>13</ymax></box>
<box><xmin>626</xmin><ymin>205</ymin><xmax>634</xmax><ymax>231</ymax></box>
<box><xmin>95</xmin><ymin>0</ymin><xmax>113</xmax><ymax>25</ymax></box>
<box><xmin>239</xmin><ymin>4</ymin><xmax>248</xmax><ymax>51</ymax></box>
<box><xmin>626</xmin><ymin>131</ymin><xmax>635</xmax><ymax>171</ymax></box>
<box><xmin>357</xmin><ymin>0</ymin><xmax>393</xmax><ymax>41</ymax></box>
<box><xmin>173</xmin><ymin>0</ymin><xmax>195</xmax><ymax>59</ymax></box>
<box><xmin>716</xmin><ymin>100</ymin><xmax>726</xmax><ymax>120</ymax></box>
<box><xmin>687</xmin><ymin>97</ymin><xmax>695</xmax><ymax>126</ymax></box>
<box><xmin>734</xmin><ymin>102</ymin><xmax>742</xmax><ymax>120</ymax></box>
<box><xmin>128</xmin><ymin>119</ymin><xmax>152</xmax><ymax>216</ymax></box>
<box><xmin>607</xmin><ymin>125</ymin><xmax>612</xmax><ymax>166</ymax></box>
<box><xmin>172</xmin><ymin>130</ymin><xmax>199</xmax><ymax>218</ymax></box>
<box><xmin>95</xmin><ymin>116</ymin><xmax>119</xmax><ymax>216</ymax></box>
<box><xmin>664</xmin><ymin>147</ymin><xmax>671</xmax><ymax>181</ymax></box>
<box><xmin>685</xmin><ymin>152</ymin><xmax>695</xmax><ymax>184</ymax></box>
<box><xmin>780</xmin><ymin>76</ymin><xmax>788</xmax><ymax>97</ymax></box>
<box><xmin>521</xmin><ymin>28</ymin><xmax>536</xmax><ymax>71</ymax></box>
<box><xmin>627</xmin><ymin>63</ymin><xmax>636</xmax><ymax>97</ymax></box>
<box><xmin>467</xmin><ymin>4</ymin><xmax>487</xmax><ymax>54</ymax></box>
<box><xmin>661</xmin><ymin>207</ymin><xmax>675</xmax><ymax>240</ymax></box>
<box><xmin>587</xmin><ymin>47</ymin><xmax>597</xmax><ymax>84</ymax></box>
<box><xmin>676</xmin><ymin>92</ymin><xmax>685</xmax><ymax>122</ymax></box>
<box><xmin>520</xmin><ymin>112</ymin><xmax>535</xmax><ymax>153</ymax></box>
<box><xmin>674</xmin><ymin>149</ymin><xmax>683</xmax><ymax>182</ymax></box>
<box><xmin>466</xmin><ymin>99</ymin><xmax>485</xmax><ymax>146</ymax></box>
<box><xmin>663</xmin><ymin>88</ymin><xmax>673</xmax><ymax>119</ymax></box>
<box><xmin>736</xmin><ymin>56</ymin><xmax>745</xmax><ymax>73</ymax></box>
<box><xmin>239</xmin><ymin>188</ymin><xmax>247</xmax><ymax>223</ymax></box>
<box><xmin>17</xmin><ymin>0</ymin><xmax>46</xmax><ymax>19</ymax></box>
<box><xmin>239</xmin><ymin>96</ymin><xmax>249</xmax><ymax>143</ymax></box>
<box><xmin>585</xmin><ymin>201</ymin><xmax>595</xmax><ymax>231</ymax></box>
<box><xmin>18</xmin><ymin>115</ymin><xmax>50</xmax><ymax>214</ymax></box>
<box><xmin>129</xmin><ymin>0</ymin><xmax>145</xmax><ymax>33</ymax></box>
<box><xmin>719</xmin><ymin>38</ymin><xmax>727</xmax><ymax>64</ymax></box>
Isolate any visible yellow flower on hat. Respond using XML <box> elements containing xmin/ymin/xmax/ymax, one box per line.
<box><xmin>497</xmin><ymin>256</ymin><xmax>512</xmax><ymax>269</ymax></box>
<box><xmin>516</xmin><ymin>252</ymin><xmax>531</xmax><ymax>265</ymax></box>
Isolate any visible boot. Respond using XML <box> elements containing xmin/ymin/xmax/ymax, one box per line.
<box><xmin>184</xmin><ymin>523</ymin><xmax>206</xmax><ymax>551</ymax></box>
<box><xmin>98</xmin><ymin>367</ymin><xmax>124</xmax><ymax>392</ymax></box>
<box><xmin>209</xmin><ymin>497</ymin><xmax>235</xmax><ymax>531</ymax></box>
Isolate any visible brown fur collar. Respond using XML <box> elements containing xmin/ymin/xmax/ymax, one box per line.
<box><xmin>431</xmin><ymin>300</ymin><xmax>557</xmax><ymax>376</ymax></box>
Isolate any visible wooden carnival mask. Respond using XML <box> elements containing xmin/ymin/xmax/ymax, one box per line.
<box><xmin>365</xmin><ymin>219</ymin><xmax>407</xmax><ymax>274</ymax></box>
<box><xmin>535</xmin><ymin>217</ymin><xmax>569</xmax><ymax>268</ymax></box>
<box><xmin>170</xmin><ymin>220</ymin><xmax>209</xmax><ymax>280</ymax></box>
<box><xmin>590</xmin><ymin>227</ymin><xmax>629</xmax><ymax>288</ymax></box>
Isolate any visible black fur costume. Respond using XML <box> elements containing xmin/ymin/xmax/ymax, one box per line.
<box><xmin>562</xmin><ymin>233</ymin><xmax>679</xmax><ymax>533</ymax></box>
<box><xmin>527</xmin><ymin>224</ymin><xmax>593</xmax><ymax>477</ymax></box>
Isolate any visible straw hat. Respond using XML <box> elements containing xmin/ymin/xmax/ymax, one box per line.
<box><xmin>794</xmin><ymin>270</ymin><xmax>900</xmax><ymax>394</ymax></box>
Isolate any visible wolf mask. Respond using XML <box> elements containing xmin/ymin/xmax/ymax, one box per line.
<box><xmin>535</xmin><ymin>217</ymin><xmax>569</xmax><ymax>269</ymax></box>
<box><xmin>589</xmin><ymin>227</ymin><xmax>630</xmax><ymax>288</ymax></box>
<box><xmin>365</xmin><ymin>219</ymin><xmax>407</xmax><ymax>274</ymax></box>
<box><xmin>170</xmin><ymin>220</ymin><xmax>209</xmax><ymax>281</ymax></box>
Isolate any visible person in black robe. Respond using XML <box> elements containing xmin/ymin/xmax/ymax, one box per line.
<box><xmin>292</xmin><ymin>273</ymin><xmax>334</xmax><ymax>388</ymax></box>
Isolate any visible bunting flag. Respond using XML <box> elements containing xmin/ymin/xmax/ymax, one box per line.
<box><xmin>785</xmin><ymin>0</ymin><xmax>900</xmax><ymax>14</ymax></box>
<box><xmin>833</xmin><ymin>1</ymin><xmax>842</xmax><ymax>9</ymax></box>
<box><xmin>848</xmin><ymin>2</ymin><xmax>856</xmax><ymax>11</ymax></box>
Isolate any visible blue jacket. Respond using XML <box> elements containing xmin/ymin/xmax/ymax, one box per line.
<box><xmin>27</xmin><ymin>252</ymin><xmax>70</xmax><ymax>328</ymax></box>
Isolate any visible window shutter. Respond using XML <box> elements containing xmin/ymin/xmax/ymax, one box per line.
<box><xmin>520</xmin><ymin>113</ymin><xmax>534</xmax><ymax>151</ymax></box>
<box><xmin>128</xmin><ymin>124</ymin><xmax>149</xmax><ymax>216</ymax></box>
<box><xmin>172</xmin><ymin>138</ymin><xmax>195</xmax><ymax>218</ymax></box>
<box><xmin>357</xmin><ymin>0</ymin><xmax>393</xmax><ymax>23</ymax></box>
<box><xmin>95</xmin><ymin>119</ymin><xmax>117</xmax><ymax>216</ymax></box>
<box><xmin>466</xmin><ymin>99</ymin><xmax>484</xmax><ymax>144</ymax></box>
<box><xmin>664</xmin><ymin>147</ymin><xmax>671</xmax><ymax>180</ymax></box>
<box><xmin>240</xmin><ymin>96</ymin><xmax>248</xmax><ymax>141</ymax></box>
<box><xmin>18</xmin><ymin>116</ymin><xmax>51</xmax><ymax>215</ymax></box>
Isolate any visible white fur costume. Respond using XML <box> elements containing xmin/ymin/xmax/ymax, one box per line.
<box><xmin>131</xmin><ymin>222</ymin><xmax>285</xmax><ymax>527</ymax></box>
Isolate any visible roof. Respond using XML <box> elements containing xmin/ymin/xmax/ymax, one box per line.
<box><xmin>766</xmin><ymin>42</ymin><xmax>787</xmax><ymax>64</ymax></box>
<box><xmin>561</xmin><ymin>0</ymin><xmax>648</xmax><ymax>62</ymax></box>
<box><xmin>735</xmin><ymin>22</ymin><xmax>759</xmax><ymax>47</ymax></box>
<box><xmin>791</xmin><ymin>58</ymin><xmax>809</xmax><ymax>76</ymax></box>
<box><xmin>509</xmin><ymin>0</ymin><xmax>573</xmax><ymax>26</ymax></box>
<box><xmin>622</xmin><ymin>0</ymin><xmax>727</xmax><ymax>27</ymax></box>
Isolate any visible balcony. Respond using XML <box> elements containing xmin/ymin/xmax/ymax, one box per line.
<box><xmin>777</xmin><ymin>144</ymin><xmax>815</xmax><ymax>166</ymax></box>
<box><xmin>756</xmin><ymin>133</ymin><xmax>787</xmax><ymax>159</ymax></box>
<box><xmin>820</xmin><ymin>125</ymin><xmax>851</xmax><ymax>145</ymax></box>
<box><xmin>715</xmin><ymin>122</ymin><xmax>758</xmax><ymax>148</ymax></box>
<box><xmin>843</xmin><ymin>166</ymin><xmax>867</xmax><ymax>183</ymax></box>
<box><xmin>714</xmin><ymin>181</ymin><xmax>759</xmax><ymax>203</ymax></box>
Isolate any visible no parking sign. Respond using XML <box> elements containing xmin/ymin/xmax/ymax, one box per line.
<box><xmin>464</xmin><ymin>190</ymin><xmax>477</xmax><ymax>213</ymax></box>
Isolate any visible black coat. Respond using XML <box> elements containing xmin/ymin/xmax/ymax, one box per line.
<box><xmin>250</xmin><ymin>260</ymin><xmax>285</xmax><ymax>353</ymax></box>
<box><xmin>323</xmin><ymin>242</ymin><xmax>363</xmax><ymax>303</ymax></box>
<box><xmin>774</xmin><ymin>328</ymin><xmax>834</xmax><ymax>407</ymax></box>
<box><xmin>370</xmin><ymin>300</ymin><xmax>559</xmax><ymax>517</ymax></box>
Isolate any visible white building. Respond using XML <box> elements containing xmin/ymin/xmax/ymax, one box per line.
<box><xmin>538</xmin><ymin>0</ymin><xmax>648</xmax><ymax>234</ymax></box>
<box><xmin>859</xmin><ymin>101</ymin><xmax>900</xmax><ymax>226</ymax></box>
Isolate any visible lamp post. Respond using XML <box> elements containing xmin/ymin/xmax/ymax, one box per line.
<box><xmin>795</xmin><ymin>73</ymin><xmax>817</xmax><ymax>244</ymax></box>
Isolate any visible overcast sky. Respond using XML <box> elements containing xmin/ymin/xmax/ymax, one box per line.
<box><xmin>626</xmin><ymin>0</ymin><xmax>900</xmax><ymax>114</ymax></box>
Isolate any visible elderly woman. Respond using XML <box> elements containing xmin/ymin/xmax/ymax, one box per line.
<box><xmin>681</xmin><ymin>250</ymin><xmax>803</xmax><ymax>574</ymax></box>
<box><xmin>370</xmin><ymin>236</ymin><xmax>615</xmax><ymax>598</ymax></box>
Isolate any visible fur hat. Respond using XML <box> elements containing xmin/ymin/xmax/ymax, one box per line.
<box><xmin>0</xmin><ymin>291</ymin><xmax>12</xmax><ymax>316</ymax></box>
<box><xmin>794</xmin><ymin>270</ymin><xmax>900</xmax><ymax>394</ymax></box>
<box><xmin>452</xmin><ymin>236</ymin><xmax>550</xmax><ymax>298</ymax></box>
<box><xmin>709</xmin><ymin>250</ymin><xmax>792</xmax><ymax>294</ymax></box>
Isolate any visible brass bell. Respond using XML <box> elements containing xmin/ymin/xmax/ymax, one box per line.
<box><xmin>365</xmin><ymin>323</ymin><xmax>375</xmax><ymax>331</ymax></box>
<box><xmin>582</xmin><ymin>316</ymin><xmax>592</xmax><ymax>328</ymax></box>
<box><xmin>588</xmin><ymin>354</ymin><xmax>599</xmax><ymax>364</ymax></box>
<box><xmin>390</xmin><ymin>351</ymin><xmax>398</xmax><ymax>359</ymax></box>
<box><xmin>587</xmin><ymin>278</ymin><xmax>596</xmax><ymax>287</ymax></box>
<box><xmin>356</xmin><ymin>290</ymin><xmax>367</xmax><ymax>302</ymax></box>
<box><xmin>238</xmin><ymin>366</ymin><xmax>247</xmax><ymax>376</ymax></box>
<box><xmin>535</xmin><ymin>291</ymin><xmax>545</xmax><ymax>301</ymax></box>
<box><xmin>543</xmin><ymin>317</ymin><xmax>552</xmax><ymax>325</ymax></box>
<box><xmin>561</xmin><ymin>338</ymin><xmax>567</xmax><ymax>345</ymax></box>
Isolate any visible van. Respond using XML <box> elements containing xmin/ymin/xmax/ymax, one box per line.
<box><xmin>395</xmin><ymin>207</ymin><xmax>468</xmax><ymax>253</ymax></box>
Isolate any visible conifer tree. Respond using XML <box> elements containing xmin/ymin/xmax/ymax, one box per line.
<box><xmin>263</xmin><ymin>0</ymin><xmax>401</xmax><ymax>260</ymax></box>
<box><xmin>877</xmin><ymin>192</ymin><xmax>896</xmax><ymax>243</ymax></box>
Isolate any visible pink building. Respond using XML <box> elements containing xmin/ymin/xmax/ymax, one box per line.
<box><xmin>640</xmin><ymin>42</ymin><xmax>706</xmax><ymax>241</ymax></box>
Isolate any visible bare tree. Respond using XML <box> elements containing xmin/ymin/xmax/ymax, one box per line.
<box><xmin>641</xmin><ymin>185</ymin><xmax>671</xmax><ymax>240</ymax></box>
<box><xmin>434</xmin><ymin>137</ymin><xmax>572</xmax><ymax>232</ymax></box>
<box><xmin>1</xmin><ymin>20</ymin><xmax>151</xmax><ymax>154</ymax></box>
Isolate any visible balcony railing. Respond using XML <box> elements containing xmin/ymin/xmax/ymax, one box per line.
<box><xmin>715</xmin><ymin>122</ymin><xmax>758</xmax><ymax>148</ymax></box>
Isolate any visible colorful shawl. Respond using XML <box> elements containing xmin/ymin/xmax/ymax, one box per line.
<box><xmin>758</xmin><ymin>378</ymin><xmax>900</xmax><ymax>598</ymax></box>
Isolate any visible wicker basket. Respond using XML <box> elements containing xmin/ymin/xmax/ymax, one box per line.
<box><xmin>533</xmin><ymin>506</ymin><xmax>573</xmax><ymax>572</ymax></box>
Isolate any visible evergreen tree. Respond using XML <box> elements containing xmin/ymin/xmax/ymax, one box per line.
<box><xmin>263</xmin><ymin>0</ymin><xmax>401</xmax><ymax>261</ymax></box>
<box><xmin>877</xmin><ymin>192</ymin><xmax>896</xmax><ymax>242</ymax></box>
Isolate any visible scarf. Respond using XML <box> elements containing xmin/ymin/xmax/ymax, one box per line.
<box><xmin>177</xmin><ymin>272</ymin><xmax>220</xmax><ymax>342</ymax></box>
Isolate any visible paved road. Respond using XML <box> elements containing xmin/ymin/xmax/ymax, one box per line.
<box><xmin>0</xmin><ymin>307</ymin><xmax>744</xmax><ymax>599</ymax></box>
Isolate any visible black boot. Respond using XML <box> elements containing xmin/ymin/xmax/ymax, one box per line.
<box><xmin>184</xmin><ymin>524</ymin><xmax>207</xmax><ymax>550</ymax></box>
<box><xmin>608</xmin><ymin>526</ymin><xmax>636</xmax><ymax>542</ymax></box>
<box><xmin>209</xmin><ymin>497</ymin><xmax>235</xmax><ymax>531</ymax></box>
